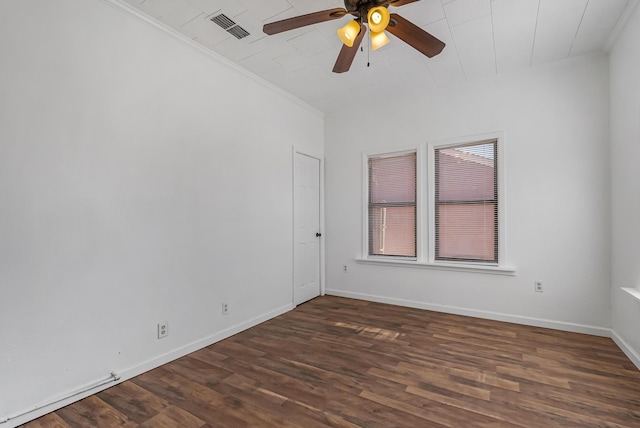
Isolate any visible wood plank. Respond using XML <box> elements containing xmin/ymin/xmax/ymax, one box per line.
<box><xmin>406</xmin><ymin>385</ymin><xmax>530</xmax><ymax>427</ymax></box>
<box><xmin>55</xmin><ymin>395</ymin><xmax>136</xmax><ymax>428</ymax></box>
<box><xmin>138</xmin><ymin>406</ymin><xmax>205</xmax><ymax>428</ymax></box>
<box><xmin>20</xmin><ymin>412</ymin><xmax>70</xmax><ymax>428</ymax></box>
<box><xmin>21</xmin><ymin>296</ymin><xmax>640</xmax><ymax>428</ymax></box>
<box><xmin>96</xmin><ymin>379</ymin><xmax>169</xmax><ymax>423</ymax></box>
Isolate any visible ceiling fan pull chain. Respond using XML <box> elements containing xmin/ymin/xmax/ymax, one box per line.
<box><xmin>367</xmin><ymin>30</ymin><xmax>371</xmax><ymax>67</ymax></box>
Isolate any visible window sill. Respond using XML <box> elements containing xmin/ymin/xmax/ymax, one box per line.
<box><xmin>356</xmin><ymin>258</ymin><xmax>516</xmax><ymax>276</ymax></box>
<box><xmin>622</xmin><ymin>288</ymin><xmax>640</xmax><ymax>302</ymax></box>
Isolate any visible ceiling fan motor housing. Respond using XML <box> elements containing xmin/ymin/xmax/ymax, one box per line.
<box><xmin>344</xmin><ymin>0</ymin><xmax>390</xmax><ymax>14</ymax></box>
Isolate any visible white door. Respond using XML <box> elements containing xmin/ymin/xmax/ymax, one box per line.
<box><xmin>294</xmin><ymin>153</ymin><xmax>321</xmax><ymax>306</ymax></box>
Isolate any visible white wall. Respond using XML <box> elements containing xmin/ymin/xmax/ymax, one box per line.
<box><xmin>0</xmin><ymin>0</ymin><xmax>323</xmax><ymax>424</ymax></box>
<box><xmin>325</xmin><ymin>53</ymin><xmax>611</xmax><ymax>333</ymax></box>
<box><xmin>610</xmin><ymin>3</ymin><xmax>640</xmax><ymax>366</ymax></box>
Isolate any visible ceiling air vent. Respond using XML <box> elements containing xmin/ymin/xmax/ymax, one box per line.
<box><xmin>210</xmin><ymin>13</ymin><xmax>250</xmax><ymax>40</ymax></box>
<box><xmin>227</xmin><ymin>26</ymin><xmax>250</xmax><ymax>40</ymax></box>
<box><xmin>210</xmin><ymin>13</ymin><xmax>235</xmax><ymax>29</ymax></box>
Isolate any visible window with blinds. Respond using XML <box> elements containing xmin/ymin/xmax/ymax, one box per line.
<box><xmin>434</xmin><ymin>140</ymin><xmax>497</xmax><ymax>263</ymax></box>
<box><xmin>368</xmin><ymin>152</ymin><xmax>416</xmax><ymax>258</ymax></box>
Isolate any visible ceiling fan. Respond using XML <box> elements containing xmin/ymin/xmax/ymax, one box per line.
<box><xmin>263</xmin><ymin>0</ymin><xmax>445</xmax><ymax>73</ymax></box>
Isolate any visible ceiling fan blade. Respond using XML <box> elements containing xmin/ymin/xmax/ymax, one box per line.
<box><xmin>263</xmin><ymin>8</ymin><xmax>347</xmax><ymax>35</ymax></box>
<box><xmin>332</xmin><ymin>25</ymin><xmax>366</xmax><ymax>73</ymax></box>
<box><xmin>389</xmin><ymin>0</ymin><xmax>421</xmax><ymax>6</ymax></box>
<box><xmin>387</xmin><ymin>13</ymin><xmax>445</xmax><ymax>58</ymax></box>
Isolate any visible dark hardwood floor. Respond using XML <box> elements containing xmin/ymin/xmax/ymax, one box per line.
<box><xmin>22</xmin><ymin>296</ymin><xmax>640</xmax><ymax>427</ymax></box>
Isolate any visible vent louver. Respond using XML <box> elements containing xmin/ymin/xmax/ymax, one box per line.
<box><xmin>227</xmin><ymin>26</ymin><xmax>250</xmax><ymax>40</ymax></box>
<box><xmin>210</xmin><ymin>13</ymin><xmax>235</xmax><ymax>29</ymax></box>
<box><xmin>210</xmin><ymin>13</ymin><xmax>250</xmax><ymax>40</ymax></box>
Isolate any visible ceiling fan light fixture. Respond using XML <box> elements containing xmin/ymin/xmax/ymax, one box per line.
<box><xmin>337</xmin><ymin>20</ymin><xmax>361</xmax><ymax>47</ymax></box>
<box><xmin>370</xmin><ymin>30</ymin><xmax>390</xmax><ymax>51</ymax></box>
<box><xmin>262</xmin><ymin>2</ymin><xmax>446</xmax><ymax>74</ymax></box>
<box><xmin>367</xmin><ymin>6</ymin><xmax>390</xmax><ymax>33</ymax></box>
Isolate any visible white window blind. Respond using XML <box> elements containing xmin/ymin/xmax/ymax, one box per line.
<box><xmin>368</xmin><ymin>152</ymin><xmax>416</xmax><ymax>258</ymax></box>
<box><xmin>434</xmin><ymin>140</ymin><xmax>497</xmax><ymax>263</ymax></box>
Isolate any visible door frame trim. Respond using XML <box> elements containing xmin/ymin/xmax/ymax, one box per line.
<box><xmin>292</xmin><ymin>147</ymin><xmax>325</xmax><ymax>306</ymax></box>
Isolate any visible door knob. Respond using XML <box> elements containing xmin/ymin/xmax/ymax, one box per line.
<box><xmin>316</xmin><ymin>232</ymin><xmax>322</xmax><ymax>237</ymax></box>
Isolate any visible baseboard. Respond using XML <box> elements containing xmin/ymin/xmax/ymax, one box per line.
<box><xmin>325</xmin><ymin>289</ymin><xmax>612</xmax><ymax>337</ymax></box>
<box><xmin>3</xmin><ymin>303</ymin><xmax>294</xmax><ymax>428</ymax></box>
<box><xmin>117</xmin><ymin>302</ymin><xmax>294</xmax><ymax>381</ymax></box>
<box><xmin>611</xmin><ymin>330</ymin><xmax>640</xmax><ymax>370</ymax></box>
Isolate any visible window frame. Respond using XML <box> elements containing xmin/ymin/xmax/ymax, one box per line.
<box><xmin>360</xmin><ymin>132</ymin><xmax>513</xmax><ymax>275</ymax></box>
<box><xmin>362</xmin><ymin>148</ymin><xmax>420</xmax><ymax>262</ymax></box>
<box><xmin>367</xmin><ymin>151</ymin><xmax>418</xmax><ymax>259</ymax></box>
<box><xmin>433</xmin><ymin>138</ymin><xmax>498</xmax><ymax>264</ymax></box>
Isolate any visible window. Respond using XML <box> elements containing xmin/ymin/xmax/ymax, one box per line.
<box><xmin>368</xmin><ymin>152</ymin><xmax>416</xmax><ymax>258</ymax></box>
<box><xmin>435</xmin><ymin>140</ymin><xmax>497</xmax><ymax>263</ymax></box>
<box><xmin>363</xmin><ymin>133</ymin><xmax>509</xmax><ymax>273</ymax></box>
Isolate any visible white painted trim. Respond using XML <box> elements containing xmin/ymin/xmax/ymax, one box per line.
<box><xmin>291</xmin><ymin>146</ymin><xmax>297</xmax><ymax>307</ymax></box>
<box><xmin>604</xmin><ymin>0</ymin><xmax>640</xmax><ymax>52</ymax></box>
<box><xmin>611</xmin><ymin>330</ymin><xmax>640</xmax><ymax>371</ymax></box>
<box><xmin>4</xmin><ymin>303</ymin><xmax>294</xmax><ymax>428</ymax></box>
<box><xmin>100</xmin><ymin>0</ymin><xmax>323</xmax><ymax>119</ymax></box>
<box><xmin>360</xmin><ymin>134</ymin><xmax>510</xmax><ymax>269</ymax></box>
<box><xmin>362</xmin><ymin>148</ymin><xmax>419</xmax><ymax>259</ymax></box>
<box><xmin>117</xmin><ymin>302</ymin><xmax>293</xmax><ymax>379</ymax></box>
<box><xmin>325</xmin><ymin>289</ymin><xmax>610</xmax><ymax>337</ymax></box>
<box><xmin>293</xmin><ymin>149</ymin><xmax>324</xmax><ymax>301</ymax></box>
<box><xmin>355</xmin><ymin>257</ymin><xmax>516</xmax><ymax>275</ymax></box>
<box><xmin>320</xmin><ymin>156</ymin><xmax>326</xmax><ymax>296</ymax></box>
<box><xmin>5</xmin><ymin>292</ymin><xmax>633</xmax><ymax>428</ymax></box>
<box><xmin>621</xmin><ymin>287</ymin><xmax>640</xmax><ymax>302</ymax></box>
<box><xmin>425</xmin><ymin>140</ymin><xmax>436</xmax><ymax>263</ymax></box>
<box><xmin>361</xmin><ymin>152</ymin><xmax>369</xmax><ymax>259</ymax></box>
<box><xmin>0</xmin><ymin>373</ymin><xmax>119</xmax><ymax>426</ymax></box>
<box><xmin>427</xmin><ymin>131</ymin><xmax>508</xmax><ymax>268</ymax></box>
<box><xmin>416</xmin><ymin>144</ymin><xmax>427</xmax><ymax>262</ymax></box>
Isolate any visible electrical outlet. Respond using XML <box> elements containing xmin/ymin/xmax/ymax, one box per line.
<box><xmin>343</xmin><ymin>265</ymin><xmax>348</xmax><ymax>273</ymax></box>
<box><xmin>222</xmin><ymin>302</ymin><xmax>229</xmax><ymax>315</ymax></box>
<box><xmin>534</xmin><ymin>280</ymin><xmax>544</xmax><ymax>293</ymax></box>
<box><xmin>158</xmin><ymin>321</ymin><xmax>168</xmax><ymax>339</ymax></box>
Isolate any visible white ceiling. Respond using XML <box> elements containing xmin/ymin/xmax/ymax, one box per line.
<box><xmin>122</xmin><ymin>0</ymin><xmax>634</xmax><ymax>113</ymax></box>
